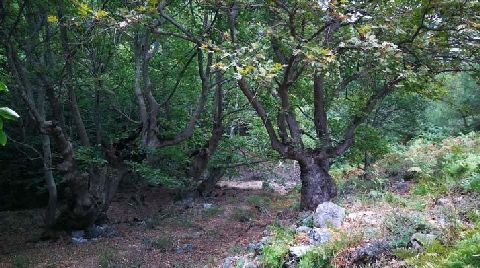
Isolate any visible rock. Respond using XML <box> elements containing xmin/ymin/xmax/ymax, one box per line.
<box><xmin>308</xmin><ymin>228</ymin><xmax>331</xmax><ymax>245</ymax></box>
<box><xmin>351</xmin><ymin>240</ymin><xmax>391</xmax><ymax>265</ymax></box>
<box><xmin>436</xmin><ymin>198</ymin><xmax>453</xmax><ymax>206</ymax></box>
<box><xmin>404</xmin><ymin>167</ymin><xmax>422</xmax><ymax>181</ymax></box>
<box><xmin>298</xmin><ymin>211</ymin><xmax>314</xmax><ymax>226</ymax></box>
<box><xmin>223</xmin><ymin>257</ymin><xmax>235</xmax><ymax>268</ymax></box>
<box><xmin>289</xmin><ymin>245</ymin><xmax>313</xmax><ymax>258</ymax></box>
<box><xmin>71</xmin><ymin>237</ymin><xmax>87</xmax><ymax>244</ymax></box>
<box><xmin>410</xmin><ymin>233</ymin><xmax>437</xmax><ymax>249</ymax></box>
<box><xmin>296</xmin><ymin>226</ymin><xmax>312</xmax><ymax>233</ymax></box>
<box><xmin>347</xmin><ymin>211</ymin><xmax>380</xmax><ymax>225</ymax></box>
<box><xmin>71</xmin><ymin>230</ymin><xmax>86</xmax><ymax>239</ymax></box>
<box><xmin>203</xmin><ymin>203</ymin><xmax>213</xmax><ymax>209</ymax></box>
<box><xmin>248</xmin><ymin>236</ymin><xmax>269</xmax><ymax>254</ymax></box>
<box><xmin>176</xmin><ymin>243</ymin><xmax>194</xmax><ymax>253</ymax></box>
<box><xmin>313</xmin><ymin>202</ymin><xmax>345</xmax><ymax>228</ymax></box>
<box><xmin>393</xmin><ymin>181</ymin><xmax>409</xmax><ymax>194</ymax></box>
<box><xmin>86</xmin><ymin>224</ymin><xmax>117</xmax><ymax>239</ymax></box>
<box><xmin>247</xmin><ymin>242</ymin><xmax>264</xmax><ymax>254</ymax></box>
<box><xmin>222</xmin><ymin>255</ymin><xmax>258</xmax><ymax>268</ymax></box>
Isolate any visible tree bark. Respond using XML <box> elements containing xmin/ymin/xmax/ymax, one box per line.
<box><xmin>298</xmin><ymin>157</ymin><xmax>337</xmax><ymax>211</ymax></box>
<box><xmin>41</xmin><ymin>134</ymin><xmax>58</xmax><ymax>227</ymax></box>
<box><xmin>189</xmin><ymin>68</ymin><xmax>223</xmax><ymax>181</ymax></box>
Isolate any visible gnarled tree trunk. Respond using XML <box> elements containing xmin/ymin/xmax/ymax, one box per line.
<box><xmin>298</xmin><ymin>157</ymin><xmax>337</xmax><ymax>211</ymax></box>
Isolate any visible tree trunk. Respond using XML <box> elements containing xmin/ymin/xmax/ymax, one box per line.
<box><xmin>41</xmin><ymin>134</ymin><xmax>57</xmax><ymax>227</ymax></box>
<box><xmin>298</xmin><ymin>158</ymin><xmax>337</xmax><ymax>211</ymax></box>
<box><xmin>94</xmin><ymin>80</ymin><xmax>102</xmax><ymax>145</ymax></box>
<box><xmin>57</xmin><ymin>0</ymin><xmax>90</xmax><ymax>146</ymax></box>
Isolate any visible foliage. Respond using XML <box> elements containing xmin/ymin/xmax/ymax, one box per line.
<box><xmin>98</xmin><ymin>248</ymin><xmax>118</xmax><ymax>268</ymax></box>
<box><xmin>0</xmin><ymin>81</ymin><xmax>19</xmax><ymax>146</ymax></box>
<box><xmin>443</xmin><ymin>227</ymin><xmax>480</xmax><ymax>267</ymax></box>
<box><xmin>203</xmin><ymin>205</ymin><xmax>225</xmax><ymax>218</ymax></box>
<box><xmin>246</xmin><ymin>194</ymin><xmax>272</xmax><ymax>213</ymax></box>
<box><xmin>230</xmin><ymin>207</ymin><xmax>256</xmax><ymax>223</ymax></box>
<box><xmin>74</xmin><ymin>146</ymin><xmax>108</xmax><ymax>170</ymax></box>
<box><xmin>151</xmin><ymin>235</ymin><xmax>173</xmax><ymax>251</ymax></box>
<box><xmin>11</xmin><ymin>254</ymin><xmax>30</xmax><ymax>268</ymax></box>
<box><xmin>384</xmin><ymin>211</ymin><xmax>431</xmax><ymax>248</ymax></box>
<box><xmin>344</xmin><ymin>124</ymin><xmax>390</xmax><ymax>164</ymax></box>
<box><xmin>298</xmin><ymin>230</ymin><xmax>363</xmax><ymax>268</ymax></box>
<box><xmin>260</xmin><ymin>224</ymin><xmax>296</xmax><ymax>268</ymax></box>
<box><xmin>396</xmin><ymin>224</ymin><xmax>480</xmax><ymax>268</ymax></box>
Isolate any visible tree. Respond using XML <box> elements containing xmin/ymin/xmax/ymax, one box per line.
<box><xmin>159</xmin><ymin>0</ymin><xmax>479</xmax><ymax>210</ymax></box>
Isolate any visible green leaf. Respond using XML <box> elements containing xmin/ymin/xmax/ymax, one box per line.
<box><xmin>0</xmin><ymin>81</ymin><xmax>7</xmax><ymax>92</ymax></box>
<box><xmin>0</xmin><ymin>107</ymin><xmax>19</xmax><ymax>120</ymax></box>
<box><xmin>0</xmin><ymin>119</ymin><xmax>3</xmax><ymax>130</ymax></box>
<box><xmin>0</xmin><ymin>131</ymin><xmax>6</xmax><ymax>146</ymax></box>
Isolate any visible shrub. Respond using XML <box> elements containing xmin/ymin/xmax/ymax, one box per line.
<box><xmin>98</xmin><ymin>248</ymin><xmax>117</xmax><ymax>268</ymax></box>
<box><xmin>247</xmin><ymin>194</ymin><xmax>272</xmax><ymax>213</ymax></box>
<box><xmin>384</xmin><ymin>211</ymin><xmax>430</xmax><ymax>248</ymax></box>
<box><xmin>300</xmin><ymin>231</ymin><xmax>363</xmax><ymax>268</ymax></box>
<box><xmin>11</xmin><ymin>255</ymin><xmax>30</xmax><ymax>268</ymax></box>
<box><xmin>397</xmin><ymin>225</ymin><xmax>480</xmax><ymax>268</ymax></box>
<box><xmin>460</xmin><ymin>173</ymin><xmax>480</xmax><ymax>193</ymax></box>
<box><xmin>152</xmin><ymin>235</ymin><xmax>172</xmax><ymax>251</ymax></box>
<box><xmin>230</xmin><ymin>207</ymin><xmax>256</xmax><ymax>222</ymax></box>
<box><xmin>298</xmin><ymin>247</ymin><xmax>332</xmax><ymax>268</ymax></box>
<box><xmin>444</xmin><ymin>226</ymin><xmax>480</xmax><ymax>268</ymax></box>
<box><xmin>204</xmin><ymin>205</ymin><xmax>225</xmax><ymax>218</ymax></box>
<box><xmin>261</xmin><ymin>243</ymin><xmax>290</xmax><ymax>268</ymax></box>
<box><xmin>260</xmin><ymin>224</ymin><xmax>295</xmax><ymax>268</ymax></box>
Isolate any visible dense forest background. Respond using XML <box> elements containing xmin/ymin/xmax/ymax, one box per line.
<box><xmin>0</xmin><ymin>0</ymin><xmax>479</xmax><ymax>267</ymax></box>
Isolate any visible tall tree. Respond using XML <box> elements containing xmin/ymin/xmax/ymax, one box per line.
<box><xmin>160</xmin><ymin>0</ymin><xmax>479</xmax><ymax>210</ymax></box>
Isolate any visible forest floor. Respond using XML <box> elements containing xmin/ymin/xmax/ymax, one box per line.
<box><xmin>1</xmin><ymin>178</ymin><xmax>477</xmax><ymax>268</ymax></box>
<box><xmin>0</xmin><ymin>162</ymin><xmax>300</xmax><ymax>268</ymax></box>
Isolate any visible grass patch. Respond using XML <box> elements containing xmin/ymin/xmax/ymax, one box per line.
<box><xmin>98</xmin><ymin>248</ymin><xmax>117</xmax><ymax>268</ymax></box>
<box><xmin>395</xmin><ymin>224</ymin><xmax>480</xmax><ymax>268</ymax></box>
<box><xmin>228</xmin><ymin>245</ymin><xmax>246</xmax><ymax>255</ymax></box>
<box><xmin>260</xmin><ymin>224</ymin><xmax>296</xmax><ymax>267</ymax></box>
<box><xmin>204</xmin><ymin>205</ymin><xmax>225</xmax><ymax>218</ymax></box>
<box><xmin>384</xmin><ymin>211</ymin><xmax>431</xmax><ymax>248</ymax></box>
<box><xmin>230</xmin><ymin>207</ymin><xmax>256</xmax><ymax>222</ymax></box>
<box><xmin>152</xmin><ymin>235</ymin><xmax>173</xmax><ymax>251</ymax></box>
<box><xmin>246</xmin><ymin>194</ymin><xmax>272</xmax><ymax>213</ymax></box>
<box><xmin>11</xmin><ymin>254</ymin><xmax>30</xmax><ymax>268</ymax></box>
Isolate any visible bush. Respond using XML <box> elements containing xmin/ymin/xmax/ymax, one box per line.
<box><xmin>246</xmin><ymin>194</ymin><xmax>272</xmax><ymax>213</ymax></box>
<box><xmin>396</xmin><ymin>225</ymin><xmax>480</xmax><ymax>268</ymax></box>
<box><xmin>260</xmin><ymin>224</ymin><xmax>295</xmax><ymax>268</ymax></box>
<box><xmin>230</xmin><ymin>207</ymin><xmax>256</xmax><ymax>222</ymax></box>
<box><xmin>98</xmin><ymin>248</ymin><xmax>117</xmax><ymax>268</ymax></box>
<box><xmin>460</xmin><ymin>173</ymin><xmax>480</xmax><ymax>193</ymax></box>
<box><xmin>444</xmin><ymin>227</ymin><xmax>480</xmax><ymax>267</ymax></box>
<box><xmin>300</xmin><ymin>231</ymin><xmax>363</xmax><ymax>268</ymax></box>
<box><xmin>11</xmin><ymin>255</ymin><xmax>30</xmax><ymax>268</ymax></box>
<box><xmin>152</xmin><ymin>235</ymin><xmax>173</xmax><ymax>251</ymax></box>
<box><xmin>384</xmin><ymin>211</ymin><xmax>431</xmax><ymax>248</ymax></box>
<box><xmin>298</xmin><ymin>247</ymin><xmax>332</xmax><ymax>268</ymax></box>
<box><xmin>204</xmin><ymin>205</ymin><xmax>225</xmax><ymax>218</ymax></box>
